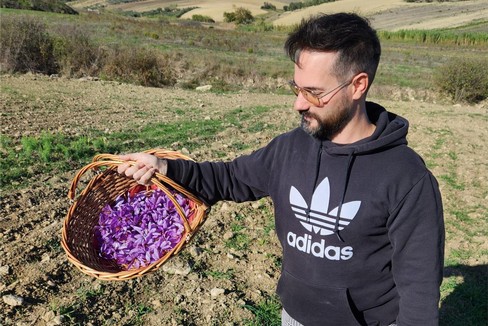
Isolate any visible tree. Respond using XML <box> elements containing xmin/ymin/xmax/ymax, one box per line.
<box><xmin>223</xmin><ymin>7</ymin><xmax>254</xmax><ymax>25</ymax></box>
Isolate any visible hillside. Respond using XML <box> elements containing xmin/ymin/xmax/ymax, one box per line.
<box><xmin>66</xmin><ymin>0</ymin><xmax>488</xmax><ymax>30</ymax></box>
<box><xmin>0</xmin><ymin>0</ymin><xmax>78</xmax><ymax>14</ymax></box>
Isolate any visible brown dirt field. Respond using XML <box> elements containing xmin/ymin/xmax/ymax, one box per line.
<box><xmin>1</xmin><ymin>73</ymin><xmax>487</xmax><ymax>325</ymax></box>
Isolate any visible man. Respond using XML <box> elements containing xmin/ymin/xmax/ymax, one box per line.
<box><xmin>118</xmin><ymin>13</ymin><xmax>445</xmax><ymax>326</ymax></box>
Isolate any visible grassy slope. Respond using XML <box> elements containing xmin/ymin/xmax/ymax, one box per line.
<box><xmin>0</xmin><ymin>0</ymin><xmax>78</xmax><ymax>14</ymax></box>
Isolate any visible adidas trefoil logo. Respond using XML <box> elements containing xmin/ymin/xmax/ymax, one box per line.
<box><xmin>289</xmin><ymin>178</ymin><xmax>361</xmax><ymax>236</ymax></box>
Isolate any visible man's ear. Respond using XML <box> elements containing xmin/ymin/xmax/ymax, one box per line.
<box><xmin>351</xmin><ymin>72</ymin><xmax>369</xmax><ymax>100</ymax></box>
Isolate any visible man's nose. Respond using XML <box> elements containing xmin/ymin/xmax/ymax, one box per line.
<box><xmin>293</xmin><ymin>91</ymin><xmax>311</xmax><ymax>112</ymax></box>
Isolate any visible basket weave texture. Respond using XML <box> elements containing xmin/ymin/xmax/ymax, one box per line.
<box><xmin>61</xmin><ymin>149</ymin><xmax>209</xmax><ymax>281</ymax></box>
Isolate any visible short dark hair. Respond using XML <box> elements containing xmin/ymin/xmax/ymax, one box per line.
<box><xmin>285</xmin><ymin>13</ymin><xmax>381</xmax><ymax>84</ymax></box>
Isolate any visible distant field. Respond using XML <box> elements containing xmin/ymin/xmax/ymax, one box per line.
<box><xmin>67</xmin><ymin>0</ymin><xmax>488</xmax><ymax>30</ymax></box>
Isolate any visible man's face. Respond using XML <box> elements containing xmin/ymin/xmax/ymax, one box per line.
<box><xmin>292</xmin><ymin>50</ymin><xmax>354</xmax><ymax>140</ymax></box>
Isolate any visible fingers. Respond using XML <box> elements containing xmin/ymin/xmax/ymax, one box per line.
<box><xmin>117</xmin><ymin>162</ymin><xmax>155</xmax><ymax>185</ymax></box>
<box><xmin>117</xmin><ymin>161</ymin><xmax>132</xmax><ymax>175</ymax></box>
<box><xmin>135</xmin><ymin>167</ymin><xmax>157</xmax><ymax>185</ymax></box>
<box><xmin>116</xmin><ymin>153</ymin><xmax>158</xmax><ymax>185</ymax></box>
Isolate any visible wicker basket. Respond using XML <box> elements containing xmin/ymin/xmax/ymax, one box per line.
<box><xmin>61</xmin><ymin>149</ymin><xmax>209</xmax><ymax>281</ymax></box>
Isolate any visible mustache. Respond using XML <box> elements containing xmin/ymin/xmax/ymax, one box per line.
<box><xmin>301</xmin><ymin>111</ymin><xmax>318</xmax><ymax>121</ymax></box>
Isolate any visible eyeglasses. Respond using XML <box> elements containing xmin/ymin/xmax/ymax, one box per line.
<box><xmin>288</xmin><ymin>79</ymin><xmax>351</xmax><ymax>107</ymax></box>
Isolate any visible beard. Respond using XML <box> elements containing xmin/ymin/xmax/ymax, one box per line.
<box><xmin>300</xmin><ymin>97</ymin><xmax>354</xmax><ymax>140</ymax></box>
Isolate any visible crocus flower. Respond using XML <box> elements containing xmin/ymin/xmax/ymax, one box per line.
<box><xmin>95</xmin><ymin>188</ymin><xmax>190</xmax><ymax>270</ymax></box>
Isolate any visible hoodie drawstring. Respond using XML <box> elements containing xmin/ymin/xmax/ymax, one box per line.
<box><xmin>333</xmin><ymin>150</ymin><xmax>355</xmax><ymax>242</ymax></box>
<box><xmin>308</xmin><ymin>143</ymin><xmax>323</xmax><ymax>223</ymax></box>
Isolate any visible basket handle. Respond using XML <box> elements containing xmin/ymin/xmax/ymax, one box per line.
<box><xmin>68</xmin><ymin>149</ymin><xmax>195</xmax><ymax>201</ymax></box>
<box><xmin>67</xmin><ymin>159</ymin><xmax>121</xmax><ymax>200</ymax></box>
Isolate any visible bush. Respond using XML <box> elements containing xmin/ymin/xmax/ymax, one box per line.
<box><xmin>52</xmin><ymin>25</ymin><xmax>106</xmax><ymax>77</ymax></box>
<box><xmin>261</xmin><ymin>2</ymin><xmax>276</xmax><ymax>10</ymax></box>
<box><xmin>223</xmin><ymin>7</ymin><xmax>254</xmax><ymax>25</ymax></box>
<box><xmin>191</xmin><ymin>14</ymin><xmax>215</xmax><ymax>23</ymax></box>
<box><xmin>434</xmin><ymin>57</ymin><xmax>488</xmax><ymax>103</ymax></box>
<box><xmin>0</xmin><ymin>15</ymin><xmax>58</xmax><ymax>74</ymax></box>
<box><xmin>101</xmin><ymin>46</ymin><xmax>177</xmax><ymax>87</ymax></box>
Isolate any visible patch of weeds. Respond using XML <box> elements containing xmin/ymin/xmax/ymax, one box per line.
<box><xmin>229</xmin><ymin>141</ymin><xmax>250</xmax><ymax>152</ymax></box>
<box><xmin>0</xmin><ymin>85</ymin><xmax>21</xmax><ymax>96</ymax></box>
<box><xmin>128</xmin><ymin>304</ymin><xmax>153</xmax><ymax>325</ymax></box>
<box><xmin>0</xmin><ymin>132</ymin><xmax>118</xmax><ymax>189</ymax></box>
<box><xmin>174</xmin><ymin>108</ymin><xmax>185</xmax><ymax>116</ymax></box>
<box><xmin>225</xmin><ymin>223</ymin><xmax>250</xmax><ymax>251</ymax></box>
<box><xmin>244</xmin><ymin>294</ymin><xmax>282</xmax><ymax>326</ymax></box>
<box><xmin>266</xmin><ymin>253</ymin><xmax>282</xmax><ymax>270</ymax></box>
<box><xmin>439</xmin><ymin>172</ymin><xmax>465</xmax><ymax>191</ymax></box>
<box><xmin>247</xmin><ymin>121</ymin><xmax>267</xmax><ymax>133</ymax></box>
<box><xmin>131</xmin><ymin>118</ymin><xmax>223</xmax><ymax>151</ymax></box>
<box><xmin>440</xmin><ymin>275</ymin><xmax>462</xmax><ymax>300</ymax></box>
<box><xmin>57</xmin><ymin>304</ymin><xmax>76</xmax><ymax>322</ymax></box>
<box><xmin>173</xmin><ymin>307</ymin><xmax>196</xmax><ymax>326</ymax></box>
<box><xmin>50</xmin><ymin>300</ymin><xmax>84</xmax><ymax>324</ymax></box>
<box><xmin>447</xmin><ymin>151</ymin><xmax>458</xmax><ymax>161</ymax></box>
<box><xmin>205</xmin><ymin>268</ymin><xmax>235</xmax><ymax>280</ymax></box>
<box><xmin>45</xmin><ymin>237</ymin><xmax>62</xmax><ymax>253</ymax></box>
<box><xmin>450</xmin><ymin>209</ymin><xmax>472</xmax><ymax>223</ymax></box>
<box><xmin>448</xmin><ymin>249</ymin><xmax>473</xmax><ymax>264</ymax></box>
<box><xmin>76</xmin><ymin>284</ymin><xmax>105</xmax><ymax>302</ymax></box>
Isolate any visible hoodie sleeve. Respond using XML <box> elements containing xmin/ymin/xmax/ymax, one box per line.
<box><xmin>387</xmin><ymin>172</ymin><xmax>445</xmax><ymax>326</ymax></box>
<box><xmin>165</xmin><ymin>144</ymin><xmax>275</xmax><ymax>206</ymax></box>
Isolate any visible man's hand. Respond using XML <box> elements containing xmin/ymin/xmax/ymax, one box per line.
<box><xmin>117</xmin><ymin>153</ymin><xmax>168</xmax><ymax>185</ymax></box>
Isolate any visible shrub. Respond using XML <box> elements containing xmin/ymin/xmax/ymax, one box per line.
<box><xmin>191</xmin><ymin>14</ymin><xmax>215</xmax><ymax>23</ymax></box>
<box><xmin>52</xmin><ymin>25</ymin><xmax>106</xmax><ymax>77</ymax></box>
<box><xmin>434</xmin><ymin>57</ymin><xmax>488</xmax><ymax>103</ymax></box>
<box><xmin>261</xmin><ymin>2</ymin><xmax>276</xmax><ymax>10</ymax></box>
<box><xmin>101</xmin><ymin>46</ymin><xmax>177</xmax><ymax>87</ymax></box>
<box><xmin>284</xmin><ymin>0</ymin><xmax>336</xmax><ymax>11</ymax></box>
<box><xmin>0</xmin><ymin>15</ymin><xmax>58</xmax><ymax>74</ymax></box>
<box><xmin>223</xmin><ymin>7</ymin><xmax>254</xmax><ymax>25</ymax></box>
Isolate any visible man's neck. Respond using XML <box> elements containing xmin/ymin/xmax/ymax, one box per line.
<box><xmin>331</xmin><ymin>103</ymin><xmax>375</xmax><ymax>144</ymax></box>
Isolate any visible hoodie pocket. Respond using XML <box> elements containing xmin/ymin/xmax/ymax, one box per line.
<box><xmin>277</xmin><ymin>269</ymin><xmax>363</xmax><ymax>326</ymax></box>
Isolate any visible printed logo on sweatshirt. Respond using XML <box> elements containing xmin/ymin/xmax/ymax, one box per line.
<box><xmin>287</xmin><ymin>177</ymin><xmax>360</xmax><ymax>260</ymax></box>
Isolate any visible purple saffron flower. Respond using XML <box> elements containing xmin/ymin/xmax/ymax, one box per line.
<box><xmin>96</xmin><ymin>188</ymin><xmax>190</xmax><ymax>270</ymax></box>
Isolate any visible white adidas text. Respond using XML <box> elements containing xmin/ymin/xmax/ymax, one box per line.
<box><xmin>287</xmin><ymin>232</ymin><xmax>353</xmax><ymax>260</ymax></box>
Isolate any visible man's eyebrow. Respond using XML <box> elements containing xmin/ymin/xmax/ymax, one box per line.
<box><xmin>293</xmin><ymin>81</ymin><xmax>323</xmax><ymax>92</ymax></box>
<box><xmin>303</xmin><ymin>86</ymin><xmax>325</xmax><ymax>93</ymax></box>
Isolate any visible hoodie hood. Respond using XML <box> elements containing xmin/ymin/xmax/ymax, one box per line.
<box><xmin>324</xmin><ymin>101</ymin><xmax>409</xmax><ymax>156</ymax></box>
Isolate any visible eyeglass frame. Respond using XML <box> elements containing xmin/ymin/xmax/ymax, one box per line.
<box><xmin>288</xmin><ymin>79</ymin><xmax>352</xmax><ymax>107</ymax></box>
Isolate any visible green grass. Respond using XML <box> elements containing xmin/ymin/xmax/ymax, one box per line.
<box><xmin>378</xmin><ymin>27</ymin><xmax>488</xmax><ymax>46</ymax></box>
<box><xmin>205</xmin><ymin>268</ymin><xmax>235</xmax><ymax>280</ymax></box>
<box><xmin>0</xmin><ymin>105</ymin><xmax>274</xmax><ymax>190</ymax></box>
<box><xmin>244</xmin><ymin>295</ymin><xmax>282</xmax><ymax>326</ymax></box>
<box><xmin>226</xmin><ymin>223</ymin><xmax>250</xmax><ymax>251</ymax></box>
